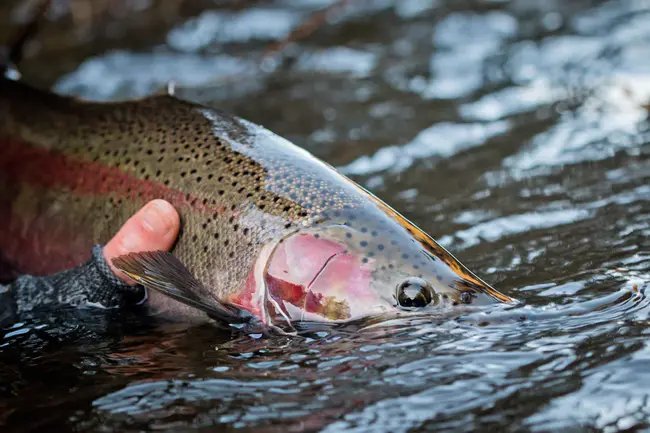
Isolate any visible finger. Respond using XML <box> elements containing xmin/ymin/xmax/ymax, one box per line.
<box><xmin>103</xmin><ymin>200</ymin><xmax>180</xmax><ymax>284</ymax></box>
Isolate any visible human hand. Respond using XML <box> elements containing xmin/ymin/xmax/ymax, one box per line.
<box><xmin>103</xmin><ymin>200</ymin><xmax>180</xmax><ymax>284</ymax></box>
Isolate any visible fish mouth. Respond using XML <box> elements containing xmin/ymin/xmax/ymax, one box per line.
<box><xmin>479</xmin><ymin>285</ymin><xmax>516</xmax><ymax>304</ymax></box>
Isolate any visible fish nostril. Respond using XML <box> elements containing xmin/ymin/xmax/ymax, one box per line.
<box><xmin>396</xmin><ymin>277</ymin><xmax>437</xmax><ymax>309</ymax></box>
<box><xmin>460</xmin><ymin>291</ymin><xmax>474</xmax><ymax>305</ymax></box>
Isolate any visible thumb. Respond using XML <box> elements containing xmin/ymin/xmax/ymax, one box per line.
<box><xmin>103</xmin><ymin>200</ymin><xmax>180</xmax><ymax>284</ymax></box>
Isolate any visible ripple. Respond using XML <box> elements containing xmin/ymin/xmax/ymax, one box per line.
<box><xmin>424</xmin><ymin>11</ymin><xmax>517</xmax><ymax>99</ymax></box>
<box><xmin>438</xmin><ymin>208</ymin><xmax>590</xmax><ymax>249</ymax></box>
<box><xmin>296</xmin><ymin>47</ymin><xmax>378</xmax><ymax>77</ymax></box>
<box><xmin>340</xmin><ymin>120</ymin><xmax>510</xmax><ymax>175</ymax></box>
<box><xmin>503</xmin><ymin>74</ymin><xmax>650</xmax><ymax>173</ymax></box>
<box><xmin>55</xmin><ymin>51</ymin><xmax>257</xmax><ymax>101</ymax></box>
<box><xmin>167</xmin><ymin>8</ymin><xmax>304</xmax><ymax>50</ymax></box>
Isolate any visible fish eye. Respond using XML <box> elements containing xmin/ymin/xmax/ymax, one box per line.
<box><xmin>396</xmin><ymin>277</ymin><xmax>437</xmax><ymax>309</ymax></box>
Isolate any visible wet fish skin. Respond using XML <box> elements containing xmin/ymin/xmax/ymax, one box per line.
<box><xmin>0</xmin><ymin>76</ymin><xmax>513</xmax><ymax>325</ymax></box>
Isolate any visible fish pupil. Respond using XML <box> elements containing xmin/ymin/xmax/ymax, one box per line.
<box><xmin>397</xmin><ymin>278</ymin><xmax>434</xmax><ymax>308</ymax></box>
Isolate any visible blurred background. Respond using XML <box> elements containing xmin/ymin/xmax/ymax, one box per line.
<box><xmin>2</xmin><ymin>0</ymin><xmax>650</xmax><ymax>432</ymax></box>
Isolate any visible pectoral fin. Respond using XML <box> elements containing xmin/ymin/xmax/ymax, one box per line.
<box><xmin>112</xmin><ymin>251</ymin><xmax>250</xmax><ymax>325</ymax></box>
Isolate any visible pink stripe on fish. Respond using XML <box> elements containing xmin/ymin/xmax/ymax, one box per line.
<box><xmin>0</xmin><ymin>137</ymin><xmax>225</xmax><ymax>215</ymax></box>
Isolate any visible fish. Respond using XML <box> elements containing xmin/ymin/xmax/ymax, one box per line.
<box><xmin>0</xmin><ymin>73</ymin><xmax>515</xmax><ymax>331</ymax></box>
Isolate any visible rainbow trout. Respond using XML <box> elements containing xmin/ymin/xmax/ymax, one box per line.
<box><xmin>0</xmin><ymin>76</ymin><xmax>514</xmax><ymax>330</ymax></box>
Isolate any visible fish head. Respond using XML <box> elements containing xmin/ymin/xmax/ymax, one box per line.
<box><xmin>265</xmin><ymin>202</ymin><xmax>515</xmax><ymax>324</ymax></box>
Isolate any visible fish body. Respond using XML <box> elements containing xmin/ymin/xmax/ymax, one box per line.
<box><xmin>0</xmin><ymin>77</ymin><xmax>513</xmax><ymax>328</ymax></box>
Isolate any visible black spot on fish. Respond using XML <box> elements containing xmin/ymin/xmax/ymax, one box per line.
<box><xmin>360</xmin><ymin>241</ymin><xmax>368</xmax><ymax>247</ymax></box>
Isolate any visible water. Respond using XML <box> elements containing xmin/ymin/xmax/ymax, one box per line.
<box><xmin>2</xmin><ymin>0</ymin><xmax>650</xmax><ymax>431</ymax></box>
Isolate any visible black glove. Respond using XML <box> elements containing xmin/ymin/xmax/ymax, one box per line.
<box><xmin>0</xmin><ymin>245</ymin><xmax>145</xmax><ymax>324</ymax></box>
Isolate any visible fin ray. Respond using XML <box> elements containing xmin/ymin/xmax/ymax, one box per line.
<box><xmin>112</xmin><ymin>251</ymin><xmax>249</xmax><ymax>324</ymax></box>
